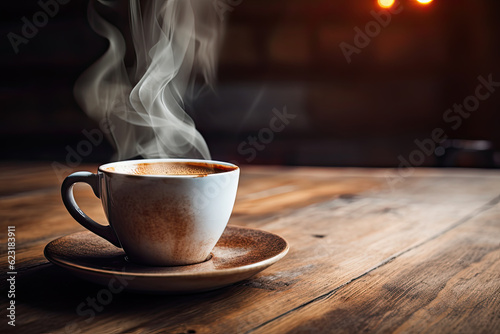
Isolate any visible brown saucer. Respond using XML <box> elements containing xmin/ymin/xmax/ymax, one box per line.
<box><xmin>44</xmin><ymin>225</ymin><xmax>289</xmax><ymax>294</ymax></box>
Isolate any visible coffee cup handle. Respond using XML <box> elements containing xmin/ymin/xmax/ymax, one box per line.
<box><xmin>61</xmin><ymin>172</ymin><xmax>121</xmax><ymax>248</ymax></box>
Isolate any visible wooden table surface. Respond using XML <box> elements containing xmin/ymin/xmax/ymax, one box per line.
<box><xmin>1</xmin><ymin>163</ymin><xmax>499</xmax><ymax>334</ymax></box>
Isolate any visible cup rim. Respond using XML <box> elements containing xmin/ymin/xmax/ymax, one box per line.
<box><xmin>98</xmin><ymin>158</ymin><xmax>239</xmax><ymax>178</ymax></box>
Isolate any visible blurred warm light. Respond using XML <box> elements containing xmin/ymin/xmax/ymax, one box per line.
<box><xmin>416</xmin><ymin>0</ymin><xmax>433</xmax><ymax>4</ymax></box>
<box><xmin>378</xmin><ymin>0</ymin><xmax>395</xmax><ymax>8</ymax></box>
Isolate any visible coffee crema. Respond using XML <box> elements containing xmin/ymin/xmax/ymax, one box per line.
<box><xmin>104</xmin><ymin>162</ymin><xmax>236</xmax><ymax>176</ymax></box>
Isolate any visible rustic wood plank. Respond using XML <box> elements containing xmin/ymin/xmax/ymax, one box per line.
<box><xmin>254</xmin><ymin>200</ymin><xmax>500</xmax><ymax>334</ymax></box>
<box><xmin>0</xmin><ymin>163</ymin><xmax>97</xmax><ymax>197</ymax></box>
<box><xmin>235</xmin><ymin>175</ymin><xmax>383</xmax><ymax>218</ymax></box>
<box><xmin>0</xmin><ymin>184</ymin><xmax>95</xmax><ymax>252</ymax></box>
<box><xmin>2</xmin><ymin>166</ymin><xmax>499</xmax><ymax>333</ymax></box>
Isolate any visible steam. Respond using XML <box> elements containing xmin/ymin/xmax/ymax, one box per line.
<box><xmin>74</xmin><ymin>0</ymin><xmax>224</xmax><ymax>160</ymax></box>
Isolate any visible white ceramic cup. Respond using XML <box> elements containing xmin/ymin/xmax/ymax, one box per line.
<box><xmin>61</xmin><ymin>158</ymin><xmax>240</xmax><ymax>266</ymax></box>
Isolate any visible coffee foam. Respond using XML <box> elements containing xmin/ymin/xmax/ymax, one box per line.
<box><xmin>105</xmin><ymin>162</ymin><xmax>235</xmax><ymax>176</ymax></box>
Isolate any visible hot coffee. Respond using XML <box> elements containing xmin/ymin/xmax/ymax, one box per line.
<box><xmin>104</xmin><ymin>161</ymin><xmax>236</xmax><ymax>176</ymax></box>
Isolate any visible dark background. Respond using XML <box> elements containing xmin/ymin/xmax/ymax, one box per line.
<box><xmin>2</xmin><ymin>0</ymin><xmax>500</xmax><ymax>168</ymax></box>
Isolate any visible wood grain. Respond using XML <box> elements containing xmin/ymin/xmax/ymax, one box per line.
<box><xmin>1</xmin><ymin>164</ymin><xmax>499</xmax><ymax>334</ymax></box>
<box><xmin>255</xmin><ymin>204</ymin><xmax>500</xmax><ymax>334</ymax></box>
<box><xmin>0</xmin><ymin>163</ymin><xmax>97</xmax><ymax>197</ymax></box>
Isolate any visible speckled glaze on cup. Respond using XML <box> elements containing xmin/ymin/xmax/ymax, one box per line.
<box><xmin>61</xmin><ymin>159</ymin><xmax>239</xmax><ymax>266</ymax></box>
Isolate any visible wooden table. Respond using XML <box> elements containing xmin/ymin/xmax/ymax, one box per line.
<box><xmin>1</xmin><ymin>163</ymin><xmax>499</xmax><ymax>333</ymax></box>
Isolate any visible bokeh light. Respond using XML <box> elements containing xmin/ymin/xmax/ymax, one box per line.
<box><xmin>416</xmin><ymin>0</ymin><xmax>434</xmax><ymax>4</ymax></box>
<box><xmin>377</xmin><ymin>0</ymin><xmax>395</xmax><ymax>9</ymax></box>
